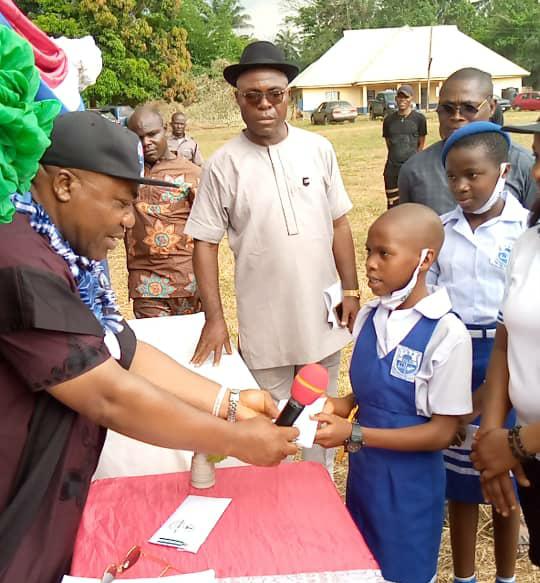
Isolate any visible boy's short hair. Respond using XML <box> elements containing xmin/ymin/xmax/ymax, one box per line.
<box><xmin>448</xmin><ymin>131</ymin><xmax>509</xmax><ymax>166</ymax></box>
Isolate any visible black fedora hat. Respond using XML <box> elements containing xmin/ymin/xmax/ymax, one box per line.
<box><xmin>223</xmin><ymin>41</ymin><xmax>299</xmax><ymax>87</ymax></box>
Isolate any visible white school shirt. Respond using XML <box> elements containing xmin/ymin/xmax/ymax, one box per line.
<box><xmin>428</xmin><ymin>193</ymin><xmax>529</xmax><ymax>325</ymax></box>
<box><xmin>352</xmin><ymin>287</ymin><xmax>473</xmax><ymax>418</ymax></box>
<box><xmin>497</xmin><ymin>226</ymin><xmax>540</xmax><ymax>425</ymax></box>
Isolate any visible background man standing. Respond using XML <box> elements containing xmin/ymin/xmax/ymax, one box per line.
<box><xmin>126</xmin><ymin>106</ymin><xmax>202</xmax><ymax>318</ymax></box>
<box><xmin>185</xmin><ymin>41</ymin><xmax>360</xmax><ymax>472</ymax></box>
<box><xmin>167</xmin><ymin>111</ymin><xmax>204</xmax><ymax>167</ymax></box>
<box><xmin>382</xmin><ymin>84</ymin><xmax>427</xmax><ymax>209</ymax></box>
<box><xmin>398</xmin><ymin>68</ymin><xmax>535</xmax><ymax>214</ymax></box>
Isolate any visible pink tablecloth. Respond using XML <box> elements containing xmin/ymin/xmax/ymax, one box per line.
<box><xmin>71</xmin><ymin>461</ymin><xmax>378</xmax><ymax>579</ymax></box>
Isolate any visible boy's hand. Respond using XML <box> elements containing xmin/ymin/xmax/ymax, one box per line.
<box><xmin>313</xmin><ymin>412</ymin><xmax>352</xmax><ymax>448</ymax></box>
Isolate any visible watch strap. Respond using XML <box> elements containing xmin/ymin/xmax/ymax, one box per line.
<box><xmin>227</xmin><ymin>389</ymin><xmax>241</xmax><ymax>423</ymax></box>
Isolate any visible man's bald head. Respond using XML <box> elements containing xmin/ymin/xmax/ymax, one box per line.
<box><xmin>128</xmin><ymin>105</ymin><xmax>164</xmax><ymax>132</ymax></box>
<box><xmin>128</xmin><ymin>105</ymin><xmax>169</xmax><ymax>164</ymax></box>
<box><xmin>438</xmin><ymin>68</ymin><xmax>495</xmax><ymax>139</ymax></box>
<box><xmin>442</xmin><ymin>68</ymin><xmax>493</xmax><ymax>97</ymax></box>
<box><xmin>371</xmin><ymin>203</ymin><xmax>444</xmax><ymax>256</ymax></box>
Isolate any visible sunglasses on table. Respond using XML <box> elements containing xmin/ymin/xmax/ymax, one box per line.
<box><xmin>100</xmin><ymin>545</ymin><xmax>182</xmax><ymax>582</ymax></box>
<box><xmin>436</xmin><ymin>97</ymin><xmax>490</xmax><ymax>118</ymax></box>
<box><xmin>236</xmin><ymin>88</ymin><xmax>287</xmax><ymax>105</ymax></box>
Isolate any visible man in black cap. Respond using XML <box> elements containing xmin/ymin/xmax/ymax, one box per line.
<box><xmin>185</xmin><ymin>41</ymin><xmax>360</xmax><ymax>474</ymax></box>
<box><xmin>382</xmin><ymin>84</ymin><xmax>427</xmax><ymax>209</ymax></box>
<box><xmin>399</xmin><ymin>68</ymin><xmax>535</xmax><ymax>214</ymax></box>
<box><xmin>0</xmin><ymin>111</ymin><xmax>298</xmax><ymax>583</ymax></box>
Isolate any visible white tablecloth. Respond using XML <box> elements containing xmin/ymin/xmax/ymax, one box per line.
<box><xmin>93</xmin><ymin>313</ymin><xmax>257</xmax><ymax>480</ymax></box>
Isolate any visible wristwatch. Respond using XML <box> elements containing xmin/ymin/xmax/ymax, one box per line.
<box><xmin>343</xmin><ymin>289</ymin><xmax>361</xmax><ymax>299</ymax></box>
<box><xmin>345</xmin><ymin>423</ymin><xmax>364</xmax><ymax>453</ymax></box>
<box><xmin>227</xmin><ymin>389</ymin><xmax>241</xmax><ymax>423</ymax></box>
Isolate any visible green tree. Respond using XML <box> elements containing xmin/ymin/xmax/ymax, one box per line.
<box><xmin>17</xmin><ymin>0</ymin><xmax>194</xmax><ymax>105</ymax></box>
<box><xmin>274</xmin><ymin>27</ymin><xmax>301</xmax><ymax>67</ymax></box>
<box><xmin>177</xmin><ymin>0</ymin><xmax>252</xmax><ymax>72</ymax></box>
<box><xmin>473</xmin><ymin>0</ymin><xmax>540</xmax><ymax>87</ymax></box>
<box><xmin>287</xmin><ymin>0</ymin><xmax>378</xmax><ymax>68</ymax></box>
<box><xmin>373</xmin><ymin>0</ymin><xmax>481</xmax><ymax>36</ymax></box>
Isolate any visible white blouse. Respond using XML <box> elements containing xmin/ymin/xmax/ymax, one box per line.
<box><xmin>498</xmin><ymin>226</ymin><xmax>540</xmax><ymax>425</ymax></box>
<box><xmin>352</xmin><ymin>287</ymin><xmax>473</xmax><ymax>418</ymax></box>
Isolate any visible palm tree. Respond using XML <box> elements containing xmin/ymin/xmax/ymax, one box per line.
<box><xmin>274</xmin><ymin>27</ymin><xmax>301</xmax><ymax>63</ymax></box>
<box><xmin>211</xmin><ymin>0</ymin><xmax>253</xmax><ymax>30</ymax></box>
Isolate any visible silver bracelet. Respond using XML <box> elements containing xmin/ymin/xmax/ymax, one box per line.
<box><xmin>212</xmin><ymin>385</ymin><xmax>228</xmax><ymax>417</ymax></box>
<box><xmin>227</xmin><ymin>389</ymin><xmax>241</xmax><ymax>423</ymax></box>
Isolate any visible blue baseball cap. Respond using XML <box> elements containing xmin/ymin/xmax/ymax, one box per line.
<box><xmin>442</xmin><ymin>121</ymin><xmax>511</xmax><ymax>166</ymax></box>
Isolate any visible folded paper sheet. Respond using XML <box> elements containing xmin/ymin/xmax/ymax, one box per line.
<box><xmin>150</xmin><ymin>496</ymin><xmax>232</xmax><ymax>553</ymax></box>
<box><xmin>277</xmin><ymin>398</ymin><xmax>326</xmax><ymax>448</ymax></box>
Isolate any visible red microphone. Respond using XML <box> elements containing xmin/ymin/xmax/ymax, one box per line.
<box><xmin>275</xmin><ymin>364</ymin><xmax>329</xmax><ymax>427</ymax></box>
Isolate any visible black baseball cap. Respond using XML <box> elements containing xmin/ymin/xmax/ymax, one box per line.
<box><xmin>397</xmin><ymin>84</ymin><xmax>414</xmax><ymax>97</ymax></box>
<box><xmin>40</xmin><ymin>111</ymin><xmax>175</xmax><ymax>187</ymax></box>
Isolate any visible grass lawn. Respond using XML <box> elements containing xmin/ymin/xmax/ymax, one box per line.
<box><xmin>108</xmin><ymin>110</ymin><xmax>540</xmax><ymax>581</ymax></box>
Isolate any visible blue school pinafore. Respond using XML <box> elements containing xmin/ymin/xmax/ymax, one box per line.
<box><xmin>444</xmin><ymin>323</ymin><xmax>516</xmax><ymax>503</ymax></box>
<box><xmin>347</xmin><ymin>310</ymin><xmax>445</xmax><ymax>583</ymax></box>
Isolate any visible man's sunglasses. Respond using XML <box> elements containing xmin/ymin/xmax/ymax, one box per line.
<box><xmin>237</xmin><ymin>89</ymin><xmax>287</xmax><ymax>105</ymax></box>
<box><xmin>436</xmin><ymin>97</ymin><xmax>490</xmax><ymax>119</ymax></box>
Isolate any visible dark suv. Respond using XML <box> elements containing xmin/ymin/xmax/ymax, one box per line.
<box><xmin>310</xmin><ymin>101</ymin><xmax>358</xmax><ymax>124</ymax></box>
<box><xmin>368</xmin><ymin>91</ymin><xmax>397</xmax><ymax>119</ymax></box>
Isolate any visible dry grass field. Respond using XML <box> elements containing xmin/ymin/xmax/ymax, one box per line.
<box><xmin>108</xmin><ymin>110</ymin><xmax>540</xmax><ymax>581</ymax></box>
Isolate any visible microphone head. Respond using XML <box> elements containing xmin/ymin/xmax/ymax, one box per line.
<box><xmin>290</xmin><ymin>363</ymin><xmax>329</xmax><ymax>406</ymax></box>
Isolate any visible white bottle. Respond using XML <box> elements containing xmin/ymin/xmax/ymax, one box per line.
<box><xmin>190</xmin><ymin>452</ymin><xmax>216</xmax><ymax>489</ymax></box>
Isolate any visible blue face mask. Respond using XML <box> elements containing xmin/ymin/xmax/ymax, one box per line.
<box><xmin>470</xmin><ymin>162</ymin><xmax>508</xmax><ymax>215</ymax></box>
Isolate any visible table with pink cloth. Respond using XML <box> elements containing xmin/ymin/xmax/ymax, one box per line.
<box><xmin>71</xmin><ymin>462</ymin><xmax>381</xmax><ymax>581</ymax></box>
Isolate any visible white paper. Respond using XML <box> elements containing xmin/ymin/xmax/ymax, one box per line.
<box><xmin>150</xmin><ymin>495</ymin><xmax>231</xmax><ymax>553</ymax></box>
<box><xmin>277</xmin><ymin>397</ymin><xmax>326</xmax><ymax>448</ymax></box>
<box><xmin>448</xmin><ymin>423</ymin><xmax>480</xmax><ymax>451</ymax></box>
<box><xmin>323</xmin><ymin>281</ymin><xmax>343</xmax><ymax>329</ymax></box>
<box><xmin>62</xmin><ymin>569</ymin><xmax>216</xmax><ymax>582</ymax></box>
<box><xmin>219</xmin><ymin>570</ymin><xmax>385</xmax><ymax>582</ymax></box>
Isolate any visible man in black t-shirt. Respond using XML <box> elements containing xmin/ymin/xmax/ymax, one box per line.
<box><xmin>382</xmin><ymin>85</ymin><xmax>427</xmax><ymax>208</ymax></box>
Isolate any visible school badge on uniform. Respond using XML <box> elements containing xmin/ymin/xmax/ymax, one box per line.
<box><xmin>391</xmin><ymin>345</ymin><xmax>423</xmax><ymax>382</ymax></box>
<box><xmin>491</xmin><ymin>243</ymin><xmax>512</xmax><ymax>270</ymax></box>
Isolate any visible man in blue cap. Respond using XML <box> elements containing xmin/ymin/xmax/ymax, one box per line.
<box><xmin>399</xmin><ymin>68</ymin><xmax>535</xmax><ymax>214</ymax></box>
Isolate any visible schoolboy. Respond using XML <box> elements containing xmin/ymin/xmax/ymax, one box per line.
<box><xmin>430</xmin><ymin>121</ymin><xmax>529</xmax><ymax>583</ymax></box>
<box><xmin>315</xmin><ymin>203</ymin><xmax>473</xmax><ymax>583</ymax></box>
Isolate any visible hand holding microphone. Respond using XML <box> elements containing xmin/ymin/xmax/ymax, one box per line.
<box><xmin>275</xmin><ymin>363</ymin><xmax>329</xmax><ymax>427</ymax></box>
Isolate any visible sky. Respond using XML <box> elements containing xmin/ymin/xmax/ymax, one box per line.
<box><xmin>240</xmin><ymin>0</ymin><xmax>290</xmax><ymax>41</ymax></box>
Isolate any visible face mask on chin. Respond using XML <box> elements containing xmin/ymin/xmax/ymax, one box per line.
<box><xmin>379</xmin><ymin>248</ymin><xmax>429</xmax><ymax>311</ymax></box>
<box><xmin>470</xmin><ymin>162</ymin><xmax>508</xmax><ymax>215</ymax></box>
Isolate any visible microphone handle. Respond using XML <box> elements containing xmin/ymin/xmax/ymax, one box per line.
<box><xmin>275</xmin><ymin>399</ymin><xmax>304</xmax><ymax>427</ymax></box>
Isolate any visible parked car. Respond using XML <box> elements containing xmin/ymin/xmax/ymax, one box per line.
<box><xmin>310</xmin><ymin>101</ymin><xmax>358</xmax><ymax>124</ymax></box>
<box><xmin>493</xmin><ymin>95</ymin><xmax>511</xmax><ymax>112</ymax></box>
<box><xmin>511</xmin><ymin>92</ymin><xmax>540</xmax><ymax>111</ymax></box>
<box><xmin>368</xmin><ymin>90</ymin><xmax>397</xmax><ymax>119</ymax></box>
<box><xmin>89</xmin><ymin>105</ymin><xmax>134</xmax><ymax>126</ymax></box>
